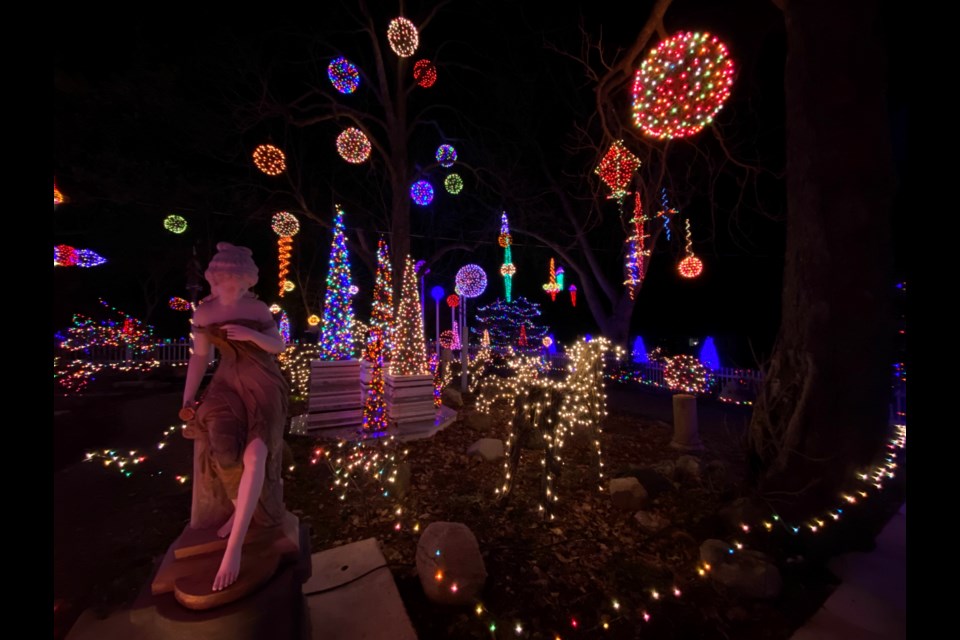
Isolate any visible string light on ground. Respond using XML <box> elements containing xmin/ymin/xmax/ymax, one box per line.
<box><xmin>164</xmin><ymin>215</ymin><xmax>188</xmax><ymax>234</ymax></box>
<box><xmin>387</xmin><ymin>17</ymin><xmax>419</xmax><ymax>57</ymax></box>
<box><xmin>414</xmin><ymin>59</ymin><xmax>437</xmax><ymax>87</ymax></box>
<box><xmin>410</xmin><ymin>180</ymin><xmax>435</xmax><ymax>205</ymax></box>
<box><xmin>337</xmin><ymin>127</ymin><xmax>372</xmax><ymax>164</ymax></box>
<box><xmin>252</xmin><ymin>144</ymin><xmax>287</xmax><ymax>176</ymax></box>
<box><xmin>83</xmin><ymin>425</ymin><xmax>181</xmax><ymax>478</ymax></box>
<box><xmin>445</xmin><ymin>173</ymin><xmax>463</xmax><ymax>194</ymax></box>
<box><xmin>328</xmin><ymin>56</ymin><xmax>361</xmax><ymax>94</ymax></box>
<box><xmin>436</xmin><ymin>144</ymin><xmax>457</xmax><ymax>167</ymax></box>
<box><xmin>631</xmin><ymin>31</ymin><xmax>735</xmax><ymax>139</ymax></box>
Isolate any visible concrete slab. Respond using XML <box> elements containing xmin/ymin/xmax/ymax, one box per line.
<box><xmin>65</xmin><ymin>609</ymin><xmax>138</xmax><ymax>640</ymax></box>
<box><xmin>304</xmin><ymin>538</ymin><xmax>417</xmax><ymax>640</ymax></box>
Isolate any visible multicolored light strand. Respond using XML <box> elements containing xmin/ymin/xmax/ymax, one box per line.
<box><xmin>387</xmin><ymin>17</ymin><xmax>419</xmax><ymax>57</ymax></box>
<box><xmin>475</xmin><ymin>297</ymin><xmax>547</xmax><ymax>350</ymax></box>
<box><xmin>252</xmin><ymin>144</ymin><xmax>287</xmax><ymax>176</ymax></box>
<box><xmin>318</xmin><ymin>206</ymin><xmax>356</xmax><ymax>361</ymax></box>
<box><xmin>663</xmin><ymin>354</ymin><xmax>713</xmax><ymax>393</ymax></box>
<box><xmin>327</xmin><ymin>56</ymin><xmax>361</xmax><ymax>94</ymax></box>
<box><xmin>164</xmin><ymin>215</ymin><xmax>188</xmax><ymax>234</ymax></box>
<box><xmin>336</xmin><ymin>127</ymin><xmax>372</xmax><ymax>164</ymax></box>
<box><xmin>595</xmin><ymin>140</ymin><xmax>641</xmax><ymax>200</ymax></box>
<box><xmin>631</xmin><ymin>31</ymin><xmax>736</xmax><ymax>140</ymax></box>
<box><xmin>84</xmin><ymin>425</ymin><xmax>181</xmax><ymax>478</ymax></box>
<box><xmin>391</xmin><ymin>255</ymin><xmax>428</xmax><ymax>375</ymax></box>
<box><xmin>278</xmin><ymin>311</ymin><xmax>291</xmax><ymax>343</ymax></box>
<box><xmin>413</xmin><ymin>59</ymin><xmax>437</xmax><ymax>88</ymax></box>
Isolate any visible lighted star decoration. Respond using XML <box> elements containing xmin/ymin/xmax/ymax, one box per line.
<box><xmin>444</xmin><ymin>173</ymin><xmax>463</xmax><ymax>195</ymax></box>
<box><xmin>455</xmin><ymin>264</ymin><xmax>487</xmax><ymax>298</ymax></box>
<box><xmin>410</xmin><ymin>180</ymin><xmax>434</xmax><ymax>206</ymax></box>
<box><xmin>595</xmin><ymin>140</ymin><xmax>641</xmax><ymax>200</ymax></box>
<box><xmin>413</xmin><ymin>59</ymin><xmax>437</xmax><ymax>88</ymax></box>
<box><xmin>169</xmin><ymin>297</ymin><xmax>191</xmax><ymax>312</ymax></box>
<box><xmin>336</xmin><ymin>127</ymin><xmax>372</xmax><ymax>164</ymax></box>
<box><xmin>252</xmin><ymin>144</ymin><xmax>287</xmax><ymax>176</ymax></box>
<box><xmin>678</xmin><ymin>218</ymin><xmax>703</xmax><ymax>279</ymax></box>
<box><xmin>435</xmin><ymin>144</ymin><xmax>457</xmax><ymax>168</ymax></box>
<box><xmin>632</xmin><ymin>31</ymin><xmax>736</xmax><ymax>139</ymax></box>
<box><xmin>328</xmin><ymin>56</ymin><xmax>361</xmax><ymax>94</ymax></box>
<box><xmin>164</xmin><ymin>214</ymin><xmax>188</xmax><ymax>234</ymax></box>
<box><xmin>271</xmin><ymin>211</ymin><xmax>300</xmax><ymax>237</ymax></box>
<box><xmin>387</xmin><ymin>17</ymin><xmax>419</xmax><ymax>57</ymax></box>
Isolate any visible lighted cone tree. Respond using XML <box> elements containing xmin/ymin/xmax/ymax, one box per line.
<box><xmin>362</xmin><ymin>329</ymin><xmax>388</xmax><ymax>431</ymax></box>
<box><xmin>319</xmin><ymin>206</ymin><xmax>356</xmax><ymax>360</ymax></box>
<box><xmin>370</xmin><ymin>239</ymin><xmax>395</xmax><ymax>361</ymax></box>
<box><xmin>475</xmin><ymin>297</ymin><xmax>549</xmax><ymax>351</ymax></box>
<box><xmin>390</xmin><ymin>255</ymin><xmax>428</xmax><ymax>375</ymax></box>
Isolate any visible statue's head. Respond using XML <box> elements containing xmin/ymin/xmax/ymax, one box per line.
<box><xmin>204</xmin><ymin>242</ymin><xmax>258</xmax><ymax>298</ymax></box>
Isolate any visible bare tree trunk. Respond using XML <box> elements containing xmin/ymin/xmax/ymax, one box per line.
<box><xmin>748</xmin><ymin>0</ymin><xmax>894</xmax><ymax>514</ymax></box>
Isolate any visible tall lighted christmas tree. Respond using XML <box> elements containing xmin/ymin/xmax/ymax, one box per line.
<box><xmin>362</xmin><ymin>329</ymin><xmax>388</xmax><ymax>431</ymax></box>
<box><xmin>475</xmin><ymin>297</ymin><xmax>549</xmax><ymax>349</ymax></box>
<box><xmin>319</xmin><ymin>205</ymin><xmax>356</xmax><ymax>360</ymax></box>
<box><xmin>370</xmin><ymin>238</ymin><xmax>395</xmax><ymax>361</ymax></box>
<box><xmin>390</xmin><ymin>255</ymin><xmax>428</xmax><ymax>375</ymax></box>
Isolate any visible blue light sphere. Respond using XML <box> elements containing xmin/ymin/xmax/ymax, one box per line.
<box><xmin>328</xmin><ymin>57</ymin><xmax>360</xmax><ymax>94</ymax></box>
<box><xmin>430</xmin><ymin>285</ymin><xmax>445</xmax><ymax>301</ymax></box>
<box><xmin>435</xmin><ymin>144</ymin><xmax>457</xmax><ymax>168</ymax></box>
<box><xmin>410</xmin><ymin>180</ymin><xmax>435</xmax><ymax>206</ymax></box>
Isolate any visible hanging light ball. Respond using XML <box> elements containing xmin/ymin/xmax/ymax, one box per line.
<box><xmin>455</xmin><ymin>264</ymin><xmax>487</xmax><ymax>298</ymax></box>
<box><xmin>283</xmin><ymin>280</ymin><xmax>296</xmax><ymax>292</ymax></box>
<box><xmin>435</xmin><ymin>144</ymin><xmax>457</xmax><ymax>168</ymax></box>
<box><xmin>413</xmin><ymin>59</ymin><xmax>437</xmax><ymax>88</ymax></box>
<box><xmin>498</xmin><ymin>233</ymin><xmax>512</xmax><ymax>248</ymax></box>
<box><xmin>336</xmin><ymin>127</ymin><xmax>372</xmax><ymax>164</ymax></box>
<box><xmin>268</xmin><ymin>304</ymin><xmax>282</xmax><ymax>314</ymax></box>
<box><xmin>308</xmin><ymin>314</ymin><xmax>321</xmax><ymax>327</ymax></box>
<box><xmin>439</xmin><ymin>329</ymin><xmax>455</xmax><ymax>349</ymax></box>
<box><xmin>271</xmin><ymin>211</ymin><xmax>300</xmax><ymax>237</ymax></box>
<box><xmin>678</xmin><ymin>255</ymin><xmax>703</xmax><ymax>279</ymax></box>
<box><xmin>632</xmin><ymin>31</ymin><xmax>736</xmax><ymax>139</ymax></box>
<box><xmin>664</xmin><ymin>354</ymin><xmax>711</xmax><ymax>393</ymax></box>
<box><xmin>164</xmin><ymin>215</ymin><xmax>188</xmax><ymax>234</ymax></box>
<box><xmin>444</xmin><ymin>173</ymin><xmax>463</xmax><ymax>195</ymax></box>
<box><xmin>169</xmin><ymin>297</ymin><xmax>191</xmax><ymax>312</ymax></box>
<box><xmin>410</xmin><ymin>180</ymin><xmax>435</xmax><ymax>206</ymax></box>
<box><xmin>349</xmin><ymin>285</ymin><xmax>359</xmax><ymax>296</ymax></box>
<box><xmin>542</xmin><ymin>336</ymin><xmax>553</xmax><ymax>348</ymax></box>
<box><xmin>500</xmin><ymin>263</ymin><xmax>516</xmax><ymax>276</ymax></box>
<box><xmin>446</xmin><ymin>294</ymin><xmax>460</xmax><ymax>308</ymax></box>
<box><xmin>387</xmin><ymin>17</ymin><xmax>419</xmax><ymax>57</ymax></box>
<box><xmin>252</xmin><ymin>144</ymin><xmax>287</xmax><ymax>175</ymax></box>
<box><xmin>327</xmin><ymin>56</ymin><xmax>361</xmax><ymax>94</ymax></box>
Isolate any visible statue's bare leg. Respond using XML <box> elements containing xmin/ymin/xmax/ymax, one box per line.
<box><xmin>213</xmin><ymin>438</ymin><xmax>267</xmax><ymax>591</ymax></box>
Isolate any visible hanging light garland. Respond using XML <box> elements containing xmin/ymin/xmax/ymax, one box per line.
<box><xmin>327</xmin><ymin>56</ymin><xmax>361</xmax><ymax>94</ymax></box>
<box><xmin>252</xmin><ymin>144</ymin><xmax>287</xmax><ymax>176</ymax></box>
<box><xmin>336</xmin><ymin>127</ymin><xmax>372</xmax><ymax>164</ymax></box>
<box><xmin>410</xmin><ymin>180</ymin><xmax>435</xmax><ymax>206</ymax></box>
<box><xmin>444</xmin><ymin>173</ymin><xmax>463</xmax><ymax>195</ymax></box>
<box><xmin>413</xmin><ymin>59</ymin><xmax>437</xmax><ymax>88</ymax></box>
<box><xmin>678</xmin><ymin>219</ymin><xmax>703</xmax><ymax>279</ymax></box>
<box><xmin>631</xmin><ymin>31</ymin><xmax>736</xmax><ymax>140</ymax></box>
<box><xmin>387</xmin><ymin>17</ymin><xmax>419</xmax><ymax>57</ymax></box>
<box><xmin>164</xmin><ymin>215</ymin><xmax>188</xmax><ymax>234</ymax></box>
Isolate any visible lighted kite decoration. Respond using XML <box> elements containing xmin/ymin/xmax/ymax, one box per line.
<box><xmin>444</xmin><ymin>173</ymin><xmax>463</xmax><ymax>195</ymax></box>
<box><xmin>413</xmin><ymin>59</ymin><xmax>437</xmax><ymax>88</ymax></box>
<box><xmin>252</xmin><ymin>144</ymin><xmax>287</xmax><ymax>176</ymax></box>
<box><xmin>542</xmin><ymin>258</ymin><xmax>560</xmax><ymax>301</ymax></box>
<box><xmin>678</xmin><ymin>218</ymin><xmax>703</xmax><ymax>279</ymax></box>
<box><xmin>631</xmin><ymin>31</ymin><xmax>736</xmax><ymax>140</ymax></box>
<box><xmin>164</xmin><ymin>215</ymin><xmax>188</xmax><ymax>234</ymax></box>
<box><xmin>327</xmin><ymin>57</ymin><xmax>360</xmax><ymax>94</ymax></box>
<box><xmin>435</xmin><ymin>144</ymin><xmax>457</xmax><ymax>168</ymax></box>
<box><xmin>169</xmin><ymin>297</ymin><xmax>191</xmax><ymax>312</ymax></box>
<box><xmin>336</xmin><ymin>127</ymin><xmax>372</xmax><ymax>164</ymax></box>
<box><xmin>387</xmin><ymin>17</ymin><xmax>419</xmax><ymax>57</ymax></box>
<box><xmin>455</xmin><ymin>264</ymin><xmax>487</xmax><ymax>299</ymax></box>
<box><xmin>595</xmin><ymin>140</ymin><xmax>641</xmax><ymax>200</ymax></box>
<box><xmin>410</xmin><ymin>180</ymin><xmax>434</xmax><ymax>206</ymax></box>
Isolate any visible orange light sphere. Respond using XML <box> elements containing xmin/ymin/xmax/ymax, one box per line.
<box><xmin>678</xmin><ymin>255</ymin><xmax>703</xmax><ymax>278</ymax></box>
<box><xmin>253</xmin><ymin>144</ymin><xmax>287</xmax><ymax>176</ymax></box>
<box><xmin>387</xmin><ymin>17</ymin><xmax>419</xmax><ymax>57</ymax></box>
<box><xmin>308</xmin><ymin>314</ymin><xmax>321</xmax><ymax>326</ymax></box>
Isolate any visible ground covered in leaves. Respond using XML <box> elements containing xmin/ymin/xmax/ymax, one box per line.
<box><xmin>54</xmin><ymin>377</ymin><xmax>905</xmax><ymax>640</ymax></box>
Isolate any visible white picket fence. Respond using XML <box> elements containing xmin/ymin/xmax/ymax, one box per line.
<box><xmin>78</xmin><ymin>339</ymin><xmax>192</xmax><ymax>364</ymax></box>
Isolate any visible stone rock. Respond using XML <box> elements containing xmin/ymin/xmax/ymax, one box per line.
<box><xmin>631</xmin><ymin>468</ymin><xmax>676</xmax><ymax>499</ymax></box>
<box><xmin>465</xmin><ymin>411</ymin><xmax>493</xmax><ymax>432</ymax></box>
<box><xmin>712</xmin><ymin>553</ymin><xmax>782</xmax><ymax>599</ymax></box>
<box><xmin>703</xmin><ymin>460</ymin><xmax>729</xmax><ymax>487</ymax></box>
<box><xmin>441</xmin><ymin>387</ymin><xmax>463</xmax><ymax>409</ymax></box>
<box><xmin>717</xmin><ymin>497</ymin><xmax>769</xmax><ymax>530</ymax></box>
<box><xmin>416</xmin><ymin>522</ymin><xmax>487</xmax><ymax>605</ymax></box>
<box><xmin>676</xmin><ymin>455</ymin><xmax>701</xmax><ymax>480</ymax></box>
<box><xmin>634</xmin><ymin>510</ymin><xmax>670</xmax><ymax>532</ymax></box>
<box><xmin>466</xmin><ymin>438</ymin><xmax>505</xmax><ymax>462</ymax></box>
<box><xmin>393</xmin><ymin>462</ymin><xmax>412</xmax><ymax>499</ymax></box>
<box><xmin>650</xmin><ymin>460</ymin><xmax>676</xmax><ymax>480</ymax></box>
<box><xmin>609</xmin><ymin>477</ymin><xmax>648</xmax><ymax>511</ymax></box>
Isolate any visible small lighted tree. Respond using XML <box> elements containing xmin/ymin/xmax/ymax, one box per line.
<box><xmin>390</xmin><ymin>255</ymin><xmax>428</xmax><ymax>375</ymax></box>
<box><xmin>319</xmin><ymin>206</ymin><xmax>356</xmax><ymax>360</ymax></box>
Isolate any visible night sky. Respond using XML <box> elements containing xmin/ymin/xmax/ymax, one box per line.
<box><xmin>55</xmin><ymin>0</ymin><xmax>896</xmax><ymax>368</ymax></box>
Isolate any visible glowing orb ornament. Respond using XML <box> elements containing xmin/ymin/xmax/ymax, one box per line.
<box><xmin>500</xmin><ymin>263</ymin><xmax>516</xmax><ymax>276</ymax></box>
<box><xmin>664</xmin><ymin>354</ymin><xmax>712</xmax><ymax>394</ymax></box>
<box><xmin>271</xmin><ymin>211</ymin><xmax>300</xmax><ymax>237</ymax></box>
<box><xmin>447</xmin><ymin>294</ymin><xmax>460</xmax><ymax>308</ymax></box>
<box><xmin>169</xmin><ymin>297</ymin><xmax>191</xmax><ymax>311</ymax></box>
<box><xmin>252</xmin><ymin>144</ymin><xmax>287</xmax><ymax>175</ymax></box>
<box><xmin>410</xmin><ymin>180</ymin><xmax>435</xmax><ymax>206</ymax></box>
<box><xmin>455</xmin><ymin>264</ymin><xmax>487</xmax><ymax>298</ymax></box>
<box><xmin>283</xmin><ymin>280</ymin><xmax>296</xmax><ymax>292</ymax></box>
<box><xmin>387</xmin><ymin>17</ymin><xmax>419</xmax><ymax>57</ymax></box>
<box><xmin>327</xmin><ymin>56</ymin><xmax>360</xmax><ymax>94</ymax></box>
<box><xmin>542</xmin><ymin>336</ymin><xmax>553</xmax><ymax>348</ymax></box>
<box><xmin>435</xmin><ymin>144</ymin><xmax>457</xmax><ymax>168</ymax></box>
<box><xmin>308</xmin><ymin>314</ymin><xmax>321</xmax><ymax>327</ymax></box>
<box><xmin>54</xmin><ymin>245</ymin><xmax>78</xmax><ymax>267</ymax></box>
<box><xmin>631</xmin><ymin>31</ymin><xmax>736</xmax><ymax>140</ymax></box>
<box><xmin>678</xmin><ymin>255</ymin><xmax>703</xmax><ymax>278</ymax></box>
<box><xmin>164</xmin><ymin>215</ymin><xmax>188</xmax><ymax>234</ymax></box>
<box><xmin>269</xmin><ymin>304</ymin><xmax>281</xmax><ymax>314</ymax></box>
<box><xmin>439</xmin><ymin>329</ymin><xmax>455</xmax><ymax>349</ymax></box>
<box><xmin>349</xmin><ymin>285</ymin><xmax>359</xmax><ymax>296</ymax></box>
<box><xmin>430</xmin><ymin>285</ymin><xmax>445</xmax><ymax>301</ymax></box>
<box><xmin>336</xmin><ymin>127</ymin><xmax>372</xmax><ymax>164</ymax></box>
<box><xmin>444</xmin><ymin>173</ymin><xmax>463</xmax><ymax>195</ymax></box>
<box><xmin>413</xmin><ymin>59</ymin><xmax>437</xmax><ymax>88</ymax></box>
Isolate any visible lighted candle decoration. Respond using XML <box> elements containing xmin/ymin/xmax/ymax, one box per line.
<box><xmin>164</xmin><ymin>214</ymin><xmax>188</xmax><ymax>234</ymax></box>
<box><xmin>569</xmin><ymin>285</ymin><xmax>577</xmax><ymax>307</ymax></box>
<box><xmin>387</xmin><ymin>17</ymin><xmax>419</xmax><ymax>57</ymax></box>
<box><xmin>410</xmin><ymin>180</ymin><xmax>435</xmax><ymax>206</ymax></box>
<box><xmin>327</xmin><ymin>56</ymin><xmax>360</xmax><ymax>94</ymax></box>
<box><xmin>435</xmin><ymin>144</ymin><xmax>457</xmax><ymax>168</ymax></box>
<box><xmin>413</xmin><ymin>59</ymin><xmax>437</xmax><ymax>87</ymax></box>
<box><xmin>632</xmin><ymin>31</ymin><xmax>735</xmax><ymax>140</ymax></box>
<box><xmin>252</xmin><ymin>143</ymin><xmax>287</xmax><ymax>176</ymax></box>
<box><xmin>444</xmin><ymin>173</ymin><xmax>463</xmax><ymax>195</ymax></box>
<box><xmin>336</xmin><ymin>127</ymin><xmax>372</xmax><ymax>164</ymax></box>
